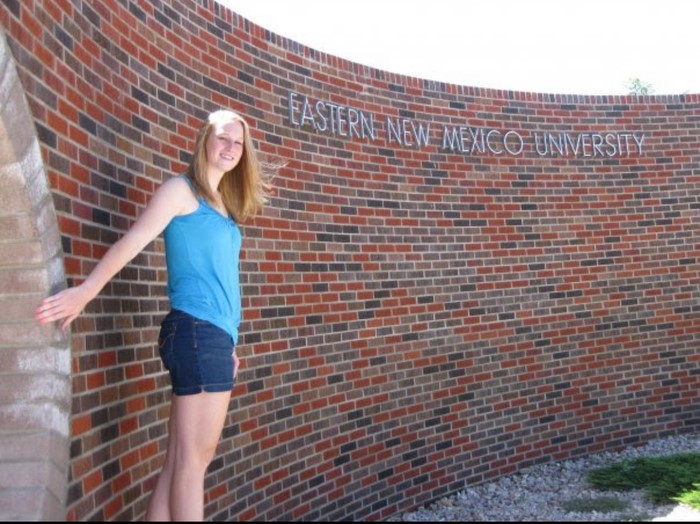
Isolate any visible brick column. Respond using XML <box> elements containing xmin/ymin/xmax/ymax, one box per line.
<box><xmin>0</xmin><ymin>30</ymin><xmax>70</xmax><ymax>521</ymax></box>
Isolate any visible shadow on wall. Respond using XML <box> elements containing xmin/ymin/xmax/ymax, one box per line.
<box><xmin>0</xmin><ymin>30</ymin><xmax>70</xmax><ymax>520</ymax></box>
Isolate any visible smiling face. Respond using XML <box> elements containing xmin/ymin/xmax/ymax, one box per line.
<box><xmin>205</xmin><ymin>119</ymin><xmax>245</xmax><ymax>179</ymax></box>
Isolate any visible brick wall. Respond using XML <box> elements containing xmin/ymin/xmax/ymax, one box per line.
<box><xmin>1</xmin><ymin>0</ymin><xmax>698</xmax><ymax>521</ymax></box>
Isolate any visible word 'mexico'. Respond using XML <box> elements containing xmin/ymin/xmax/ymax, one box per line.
<box><xmin>287</xmin><ymin>92</ymin><xmax>645</xmax><ymax>157</ymax></box>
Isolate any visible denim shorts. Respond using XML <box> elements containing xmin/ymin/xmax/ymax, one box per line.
<box><xmin>158</xmin><ymin>309</ymin><xmax>236</xmax><ymax>396</ymax></box>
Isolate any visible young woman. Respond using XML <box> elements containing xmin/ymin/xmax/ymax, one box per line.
<box><xmin>35</xmin><ymin>109</ymin><xmax>272</xmax><ymax>521</ymax></box>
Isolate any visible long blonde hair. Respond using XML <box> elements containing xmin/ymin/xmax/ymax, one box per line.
<box><xmin>185</xmin><ymin>110</ymin><xmax>272</xmax><ymax>222</ymax></box>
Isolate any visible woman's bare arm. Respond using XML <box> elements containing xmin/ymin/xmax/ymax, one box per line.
<box><xmin>35</xmin><ymin>177</ymin><xmax>194</xmax><ymax>331</ymax></box>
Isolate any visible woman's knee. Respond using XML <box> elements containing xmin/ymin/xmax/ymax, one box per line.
<box><xmin>175</xmin><ymin>442</ymin><xmax>216</xmax><ymax>469</ymax></box>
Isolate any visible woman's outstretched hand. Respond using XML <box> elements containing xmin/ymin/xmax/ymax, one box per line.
<box><xmin>35</xmin><ymin>284</ymin><xmax>92</xmax><ymax>332</ymax></box>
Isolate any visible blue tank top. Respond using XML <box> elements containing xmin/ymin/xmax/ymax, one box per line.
<box><xmin>163</xmin><ymin>178</ymin><xmax>242</xmax><ymax>343</ymax></box>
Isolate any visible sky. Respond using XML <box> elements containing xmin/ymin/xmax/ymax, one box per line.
<box><xmin>218</xmin><ymin>0</ymin><xmax>699</xmax><ymax>96</ymax></box>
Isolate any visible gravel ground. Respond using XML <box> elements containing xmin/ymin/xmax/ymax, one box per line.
<box><xmin>388</xmin><ymin>432</ymin><xmax>700</xmax><ymax>522</ymax></box>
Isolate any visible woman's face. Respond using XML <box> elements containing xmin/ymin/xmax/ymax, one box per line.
<box><xmin>205</xmin><ymin>119</ymin><xmax>244</xmax><ymax>175</ymax></box>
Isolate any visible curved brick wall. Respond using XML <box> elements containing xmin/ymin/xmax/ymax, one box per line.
<box><xmin>1</xmin><ymin>1</ymin><xmax>699</xmax><ymax>521</ymax></box>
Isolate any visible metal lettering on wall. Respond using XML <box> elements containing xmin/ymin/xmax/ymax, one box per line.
<box><xmin>287</xmin><ymin>92</ymin><xmax>645</xmax><ymax>157</ymax></box>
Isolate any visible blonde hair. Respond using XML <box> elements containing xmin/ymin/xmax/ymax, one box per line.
<box><xmin>185</xmin><ymin>109</ymin><xmax>272</xmax><ymax>222</ymax></box>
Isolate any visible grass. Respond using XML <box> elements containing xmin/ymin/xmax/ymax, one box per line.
<box><xmin>583</xmin><ymin>452</ymin><xmax>700</xmax><ymax>510</ymax></box>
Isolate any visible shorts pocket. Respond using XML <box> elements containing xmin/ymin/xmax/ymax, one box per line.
<box><xmin>193</xmin><ymin>320</ymin><xmax>235</xmax><ymax>390</ymax></box>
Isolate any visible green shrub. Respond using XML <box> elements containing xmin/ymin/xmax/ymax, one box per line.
<box><xmin>585</xmin><ymin>452</ymin><xmax>700</xmax><ymax>508</ymax></box>
<box><xmin>674</xmin><ymin>483</ymin><xmax>700</xmax><ymax>510</ymax></box>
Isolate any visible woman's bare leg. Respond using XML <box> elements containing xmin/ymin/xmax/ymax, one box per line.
<box><xmin>145</xmin><ymin>391</ymin><xmax>230</xmax><ymax>521</ymax></box>
<box><xmin>145</xmin><ymin>399</ymin><xmax>178</xmax><ymax>521</ymax></box>
<box><xmin>171</xmin><ymin>391</ymin><xmax>231</xmax><ymax>520</ymax></box>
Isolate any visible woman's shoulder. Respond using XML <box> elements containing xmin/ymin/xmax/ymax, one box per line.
<box><xmin>156</xmin><ymin>175</ymin><xmax>199</xmax><ymax>214</ymax></box>
<box><xmin>159</xmin><ymin>175</ymin><xmax>196</xmax><ymax>196</ymax></box>
<box><xmin>162</xmin><ymin>173</ymin><xmax>192</xmax><ymax>188</ymax></box>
